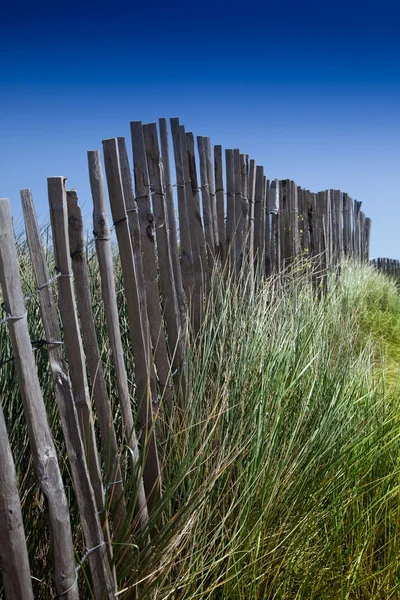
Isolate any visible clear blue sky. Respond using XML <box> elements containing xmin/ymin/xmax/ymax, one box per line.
<box><xmin>1</xmin><ymin>0</ymin><xmax>399</xmax><ymax>259</ymax></box>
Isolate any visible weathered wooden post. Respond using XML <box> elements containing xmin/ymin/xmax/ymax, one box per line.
<box><xmin>0</xmin><ymin>400</ymin><xmax>34</xmax><ymax>600</ymax></box>
<box><xmin>102</xmin><ymin>138</ymin><xmax>162</xmax><ymax>513</ymax></box>
<box><xmin>23</xmin><ymin>188</ymin><xmax>115</xmax><ymax>597</ymax></box>
<box><xmin>214</xmin><ymin>144</ymin><xmax>226</xmax><ymax>260</ymax></box>
<box><xmin>87</xmin><ymin>150</ymin><xmax>149</xmax><ymax>533</ymax></box>
<box><xmin>131</xmin><ymin>121</ymin><xmax>173</xmax><ymax>408</ymax></box>
<box><xmin>0</xmin><ymin>198</ymin><xmax>79</xmax><ymax>600</ymax></box>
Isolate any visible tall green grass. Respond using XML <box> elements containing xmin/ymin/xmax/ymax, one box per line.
<box><xmin>1</xmin><ymin>245</ymin><xmax>400</xmax><ymax>599</ymax></box>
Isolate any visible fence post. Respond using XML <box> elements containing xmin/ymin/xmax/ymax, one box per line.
<box><xmin>343</xmin><ymin>193</ymin><xmax>352</xmax><ymax>256</ymax></box>
<box><xmin>131</xmin><ymin>121</ymin><xmax>173</xmax><ymax>409</ymax></box>
<box><xmin>116</xmin><ymin>137</ymin><xmax>148</xmax><ymax>329</ymax></box>
<box><xmin>87</xmin><ymin>150</ymin><xmax>149</xmax><ymax>533</ymax></box>
<box><xmin>225</xmin><ymin>149</ymin><xmax>235</xmax><ymax>269</ymax></box>
<box><xmin>171</xmin><ymin>118</ymin><xmax>195</xmax><ymax>300</ymax></box>
<box><xmin>186</xmin><ymin>131</ymin><xmax>208</xmax><ymax>292</ymax></box>
<box><xmin>247</xmin><ymin>159</ymin><xmax>256</xmax><ymax>272</ymax></box>
<box><xmin>22</xmin><ymin>188</ymin><xmax>115</xmax><ymax>597</ymax></box>
<box><xmin>197</xmin><ymin>135</ymin><xmax>216</xmax><ymax>274</ymax></box>
<box><xmin>159</xmin><ymin>118</ymin><xmax>187</xmax><ymax>330</ymax></box>
<box><xmin>0</xmin><ymin>198</ymin><xmax>79</xmax><ymax>600</ymax></box>
<box><xmin>102</xmin><ymin>138</ymin><xmax>162</xmax><ymax>513</ymax></box>
<box><xmin>254</xmin><ymin>166</ymin><xmax>264</xmax><ymax>275</ymax></box>
<box><xmin>233</xmin><ymin>149</ymin><xmax>243</xmax><ymax>272</ymax></box>
<box><xmin>181</xmin><ymin>126</ymin><xmax>204</xmax><ymax>333</ymax></box>
<box><xmin>214</xmin><ymin>144</ymin><xmax>226</xmax><ymax>260</ymax></box>
<box><xmin>279</xmin><ymin>180</ymin><xmax>289</xmax><ymax>267</ymax></box>
<box><xmin>365</xmin><ymin>218</ymin><xmax>371</xmax><ymax>262</ymax></box>
<box><xmin>269</xmin><ymin>180</ymin><xmax>279</xmax><ymax>273</ymax></box>
<box><xmin>143</xmin><ymin>122</ymin><xmax>187</xmax><ymax>392</ymax></box>
<box><xmin>67</xmin><ymin>190</ymin><xmax>126</xmax><ymax>539</ymax></box>
<box><xmin>264</xmin><ymin>178</ymin><xmax>271</xmax><ymax>276</ymax></box>
<box><xmin>48</xmin><ymin>177</ymin><xmax>106</xmax><ymax>515</ymax></box>
<box><xmin>0</xmin><ymin>400</ymin><xmax>34</xmax><ymax>600</ymax></box>
<box><xmin>205</xmin><ymin>137</ymin><xmax>219</xmax><ymax>255</ymax></box>
<box><xmin>240</xmin><ymin>153</ymin><xmax>249</xmax><ymax>268</ymax></box>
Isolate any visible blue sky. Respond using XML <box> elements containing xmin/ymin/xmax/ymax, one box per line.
<box><xmin>1</xmin><ymin>0</ymin><xmax>399</xmax><ymax>259</ymax></box>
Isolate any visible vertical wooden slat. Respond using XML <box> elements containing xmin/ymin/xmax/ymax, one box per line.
<box><xmin>170</xmin><ymin>118</ymin><xmax>195</xmax><ymax>300</ymax></box>
<box><xmin>365</xmin><ymin>218</ymin><xmax>371</xmax><ymax>262</ymax></box>
<box><xmin>352</xmin><ymin>200</ymin><xmax>361</xmax><ymax>259</ymax></box>
<box><xmin>279</xmin><ymin>180</ymin><xmax>290</xmax><ymax>266</ymax></box>
<box><xmin>343</xmin><ymin>193</ymin><xmax>352</xmax><ymax>256</ymax></box>
<box><xmin>67</xmin><ymin>190</ymin><xmax>126</xmax><ymax>539</ymax></box>
<box><xmin>299</xmin><ymin>187</ymin><xmax>307</xmax><ymax>257</ymax></box>
<box><xmin>143</xmin><ymin>123</ymin><xmax>187</xmax><ymax>388</ymax></box>
<box><xmin>186</xmin><ymin>132</ymin><xmax>208</xmax><ymax>287</ymax></box>
<box><xmin>0</xmin><ymin>198</ymin><xmax>78</xmax><ymax>600</ymax></box>
<box><xmin>290</xmin><ymin>181</ymin><xmax>300</xmax><ymax>261</ymax></box>
<box><xmin>253</xmin><ymin>166</ymin><xmax>265</xmax><ymax>274</ymax></box>
<box><xmin>130</xmin><ymin>121</ymin><xmax>173</xmax><ymax>408</ymax></box>
<box><xmin>233</xmin><ymin>149</ymin><xmax>243</xmax><ymax>272</ymax></box>
<box><xmin>360</xmin><ymin>211</ymin><xmax>366</xmax><ymax>262</ymax></box>
<box><xmin>264</xmin><ymin>178</ymin><xmax>271</xmax><ymax>276</ymax></box>
<box><xmin>0</xmin><ymin>400</ymin><xmax>34</xmax><ymax>600</ymax></box>
<box><xmin>48</xmin><ymin>177</ymin><xmax>106</xmax><ymax>518</ymax></box>
<box><xmin>159</xmin><ymin>118</ymin><xmax>187</xmax><ymax>329</ymax></box>
<box><xmin>317</xmin><ymin>191</ymin><xmax>327</xmax><ymax>271</ymax></box>
<box><xmin>214</xmin><ymin>144</ymin><xmax>226</xmax><ymax>260</ymax></box>
<box><xmin>22</xmin><ymin>189</ymin><xmax>115</xmax><ymax>599</ymax></box>
<box><xmin>87</xmin><ymin>150</ymin><xmax>149</xmax><ymax>532</ymax></box>
<box><xmin>310</xmin><ymin>192</ymin><xmax>318</xmax><ymax>259</ymax></box>
<box><xmin>335</xmin><ymin>190</ymin><xmax>343</xmax><ymax>259</ymax></box>
<box><xmin>270</xmin><ymin>180</ymin><xmax>279</xmax><ymax>273</ymax></box>
<box><xmin>181</xmin><ymin>126</ymin><xmax>204</xmax><ymax>332</ymax></box>
<box><xmin>247</xmin><ymin>159</ymin><xmax>256</xmax><ymax>272</ymax></box>
<box><xmin>102</xmin><ymin>138</ymin><xmax>162</xmax><ymax>513</ymax></box>
<box><xmin>225</xmin><ymin>149</ymin><xmax>235</xmax><ymax>269</ymax></box>
<box><xmin>117</xmin><ymin>137</ymin><xmax>148</xmax><ymax>331</ymax></box>
<box><xmin>204</xmin><ymin>137</ymin><xmax>219</xmax><ymax>255</ymax></box>
<box><xmin>240</xmin><ymin>153</ymin><xmax>249</xmax><ymax>264</ymax></box>
<box><xmin>197</xmin><ymin>135</ymin><xmax>216</xmax><ymax>273</ymax></box>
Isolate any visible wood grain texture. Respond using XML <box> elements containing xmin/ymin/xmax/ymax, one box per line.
<box><xmin>143</xmin><ymin>122</ymin><xmax>187</xmax><ymax>392</ymax></box>
<box><xmin>131</xmin><ymin>121</ymin><xmax>173</xmax><ymax>409</ymax></box>
<box><xmin>225</xmin><ymin>149</ymin><xmax>235</xmax><ymax>269</ymax></box>
<box><xmin>187</xmin><ymin>132</ymin><xmax>208</xmax><ymax>286</ymax></box>
<box><xmin>159</xmin><ymin>118</ymin><xmax>187</xmax><ymax>329</ymax></box>
<box><xmin>214</xmin><ymin>144</ymin><xmax>225</xmax><ymax>260</ymax></box>
<box><xmin>0</xmin><ymin>197</ymin><xmax>79</xmax><ymax>600</ymax></box>
<box><xmin>247</xmin><ymin>159</ymin><xmax>256</xmax><ymax>271</ymax></box>
<box><xmin>48</xmin><ymin>177</ymin><xmax>106</xmax><ymax>516</ymax></box>
<box><xmin>22</xmin><ymin>188</ymin><xmax>115</xmax><ymax>599</ymax></box>
<box><xmin>233</xmin><ymin>149</ymin><xmax>243</xmax><ymax>272</ymax></box>
<box><xmin>67</xmin><ymin>190</ymin><xmax>126</xmax><ymax>542</ymax></box>
<box><xmin>102</xmin><ymin>138</ymin><xmax>162</xmax><ymax>513</ymax></box>
<box><xmin>204</xmin><ymin>137</ymin><xmax>219</xmax><ymax>254</ymax></box>
<box><xmin>197</xmin><ymin>135</ymin><xmax>215</xmax><ymax>273</ymax></box>
<box><xmin>253</xmin><ymin>166</ymin><xmax>264</xmax><ymax>274</ymax></box>
<box><xmin>171</xmin><ymin>118</ymin><xmax>195</xmax><ymax>300</ymax></box>
<box><xmin>264</xmin><ymin>179</ymin><xmax>271</xmax><ymax>277</ymax></box>
<box><xmin>0</xmin><ymin>400</ymin><xmax>34</xmax><ymax>600</ymax></box>
<box><xmin>181</xmin><ymin>126</ymin><xmax>204</xmax><ymax>333</ymax></box>
<box><xmin>87</xmin><ymin>150</ymin><xmax>149</xmax><ymax>533</ymax></box>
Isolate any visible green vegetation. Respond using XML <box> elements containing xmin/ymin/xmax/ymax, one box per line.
<box><xmin>1</xmin><ymin>246</ymin><xmax>400</xmax><ymax>599</ymax></box>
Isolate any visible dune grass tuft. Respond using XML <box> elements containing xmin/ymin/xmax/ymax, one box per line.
<box><xmin>1</xmin><ymin>245</ymin><xmax>400</xmax><ymax>599</ymax></box>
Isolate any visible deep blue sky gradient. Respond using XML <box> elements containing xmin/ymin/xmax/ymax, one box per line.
<box><xmin>1</xmin><ymin>0</ymin><xmax>399</xmax><ymax>258</ymax></box>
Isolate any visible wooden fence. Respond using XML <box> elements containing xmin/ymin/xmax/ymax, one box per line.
<box><xmin>0</xmin><ymin>117</ymin><xmax>372</xmax><ymax>599</ymax></box>
<box><xmin>370</xmin><ymin>258</ymin><xmax>400</xmax><ymax>281</ymax></box>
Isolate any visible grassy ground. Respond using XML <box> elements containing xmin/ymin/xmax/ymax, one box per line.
<box><xmin>1</xmin><ymin>249</ymin><xmax>400</xmax><ymax>599</ymax></box>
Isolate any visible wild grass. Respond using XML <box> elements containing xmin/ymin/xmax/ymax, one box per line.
<box><xmin>1</xmin><ymin>243</ymin><xmax>400</xmax><ymax>599</ymax></box>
